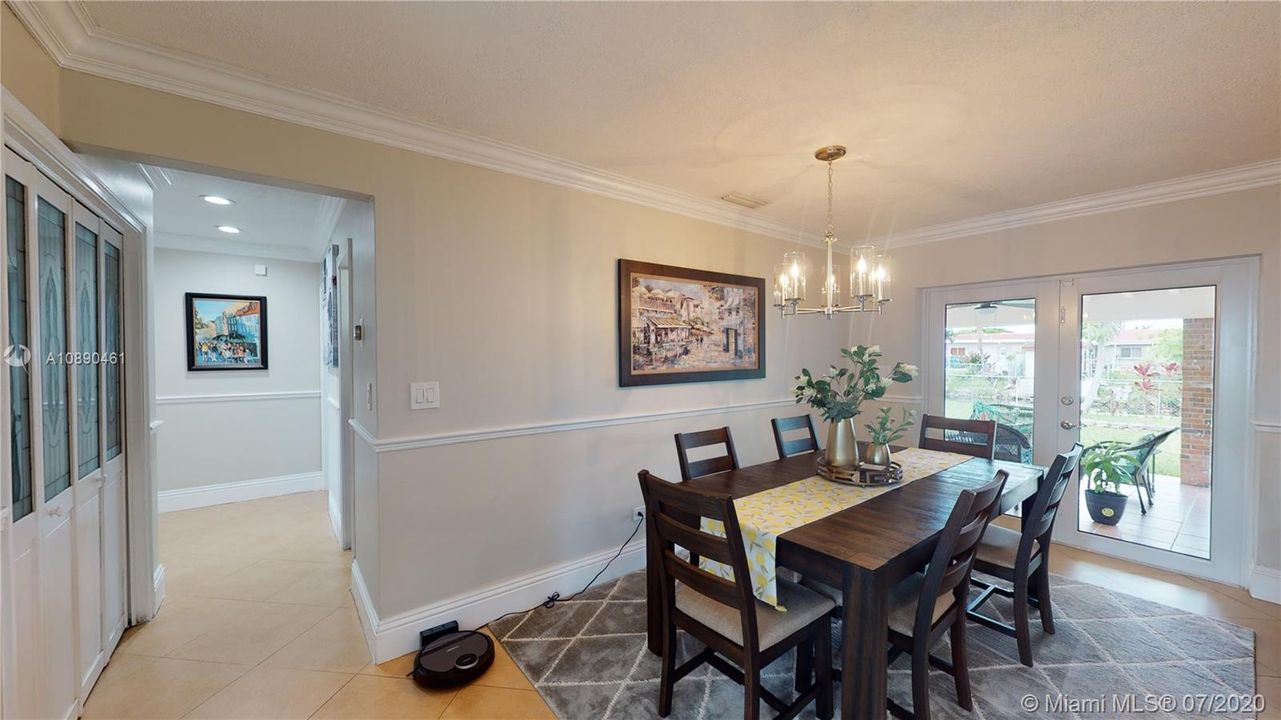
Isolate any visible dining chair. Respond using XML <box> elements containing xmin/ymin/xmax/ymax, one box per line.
<box><xmin>674</xmin><ymin>427</ymin><xmax>740</xmax><ymax>481</ymax></box>
<box><xmin>802</xmin><ymin>471</ymin><xmax>1007</xmax><ymax>720</ymax></box>
<box><xmin>967</xmin><ymin>443</ymin><xmax>1083</xmax><ymax>667</ymax></box>
<box><xmin>770</xmin><ymin>414</ymin><xmax>819</xmax><ymax>459</ymax></box>
<box><xmin>638</xmin><ymin>470</ymin><xmax>834</xmax><ymax>720</ymax></box>
<box><xmin>917</xmin><ymin>415</ymin><xmax>997</xmax><ymax>460</ymax></box>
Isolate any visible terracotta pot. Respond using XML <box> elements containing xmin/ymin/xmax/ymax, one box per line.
<box><xmin>826</xmin><ymin>419</ymin><xmax>859</xmax><ymax>468</ymax></box>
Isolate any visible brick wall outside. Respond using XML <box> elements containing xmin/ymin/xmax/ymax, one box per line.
<box><xmin>1180</xmin><ymin>317</ymin><xmax>1214</xmax><ymax>487</ymax></box>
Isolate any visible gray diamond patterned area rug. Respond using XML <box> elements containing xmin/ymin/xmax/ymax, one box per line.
<box><xmin>488</xmin><ymin>571</ymin><xmax>1258</xmax><ymax>720</ymax></box>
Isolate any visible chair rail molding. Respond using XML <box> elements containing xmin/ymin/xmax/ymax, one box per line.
<box><xmin>155</xmin><ymin>390</ymin><xmax>322</xmax><ymax>405</ymax></box>
<box><xmin>347</xmin><ymin>398</ymin><xmax>800</xmax><ymax>453</ymax></box>
<box><xmin>1251</xmin><ymin>418</ymin><xmax>1281</xmax><ymax>433</ymax></box>
<box><xmin>11</xmin><ymin>1</ymin><xmax>1281</xmax><ymax>252</ymax></box>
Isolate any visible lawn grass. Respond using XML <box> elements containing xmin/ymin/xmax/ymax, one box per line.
<box><xmin>943</xmin><ymin>397</ymin><xmax>1183</xmax><ymax>476</ymax></box>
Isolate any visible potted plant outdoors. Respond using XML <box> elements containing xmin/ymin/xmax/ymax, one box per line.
<box><xmin>864</xmin><ymin>407</ymin><xmax>914</xmax><ymax>466</ymax></box>
<box><xmin>1081</xmin><ymin>443</ymin><xmax>1139</xmax><ymax>525</ymax></box>
<box><xmin>795</xmin><ymin>345</ymin><xmax>917</xmax><ymax>469</ymax></box>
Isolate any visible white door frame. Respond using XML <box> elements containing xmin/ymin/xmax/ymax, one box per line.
<box><xmin>921</xmin><ymin>277</ymin><xmax>1062</xmax><ymax>468</ymax></box>
<box><xmin>3</xmin><ymin>89</ymin><xmax>158</xmax><ymax>630</ymax></box>
<box><xmin>1054</xmin><ymin>258</ymin><xmax>1257</xmax><ymax>586</ymax></box>
<box><xmin>922</xmin><ymin>257</ymin><xmax>1259</xmax><ymax>587</ymax></box>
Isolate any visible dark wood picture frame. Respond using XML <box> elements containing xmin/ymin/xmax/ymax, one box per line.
<box><xmin>185</xmin><ymin>292</ymin><xmax>269</xmax><ymax>371</ymax></box>
<box><xmin>617</xmin><ymin>259</ymin><xmax>766</xmax><ymax>387</ymax></box>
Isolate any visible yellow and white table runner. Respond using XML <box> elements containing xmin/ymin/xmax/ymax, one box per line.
<box><xmin>699</xmin><ymin>447</ymin><xmax>973</xmax><ymax>610</ymax></box>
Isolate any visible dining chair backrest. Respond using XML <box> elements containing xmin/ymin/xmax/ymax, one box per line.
<box><xmin>674</xmin><ymin>427</ymin><xmax>740</xmax><ymax>481</ymax></box>
<box><xmin>992</xmin><ymin>423</ymin><xmax>1032</xmax><ymax>464</ymax></box>
<box><xmin>1022</xmin><ymin>443</ymin><xmax>1084</xmax><ymax>554</ymax></box>
<box><xmin>916</xmin><ymin>471</ymin><xmax>1008</xmax><ymax>634</ymax></box>
<box><xmin>638</xmin><ymin>470</ymin><xmax>758</xmax><ymax>648</ymax></box>
<box><xmin>770</xmin><ymin>414</ymin><xmax>819</xmax><ymax>459</ymax></box>
<box><xmin>918</xmin><ymin>415</ymin><xmax>998</xmax><ymax>459</ymax></box>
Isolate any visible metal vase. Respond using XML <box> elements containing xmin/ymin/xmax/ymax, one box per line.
<box><xmin>826</xmin><ymin>418</ymin><xmax>860</xmax><ymax>468</ymax></box>
<box><xmin>866</xmin><ymin>442</ymin><xmax>893</xmax><ymax>467</ymax></box>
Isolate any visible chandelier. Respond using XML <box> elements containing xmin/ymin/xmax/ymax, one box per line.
<box><xmin>773</xmin><ymin>145</ymin><xmax>891</xmax><ymax>317</ymax></box>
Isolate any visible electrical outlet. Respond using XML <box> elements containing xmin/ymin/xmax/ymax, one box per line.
<box><xmin>632</xmin><ymin>506</ymin><xmax>645</xmax><ymax>523</ymax></box>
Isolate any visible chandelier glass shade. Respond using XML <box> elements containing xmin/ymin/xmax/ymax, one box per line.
<box><xmin>773</xmin><ymin>146</ymin><xmax>892</xmax><ymax>317</ymax></box>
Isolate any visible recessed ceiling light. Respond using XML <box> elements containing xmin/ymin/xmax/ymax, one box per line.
<box><xmin>217</xmin><ymin>225</ymin><xmax>241</xmax><ymax>234</ymax></box>
<box><xmin>202</xmin><ymin>195</ymin><xmax>233</xmax><ymax>205</ymax></box>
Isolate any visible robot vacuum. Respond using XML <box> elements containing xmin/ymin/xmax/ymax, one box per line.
<box><xmin>413</xmin><ymin>627</ymin><xmax>494</xmax><ymax>688</ymax></box>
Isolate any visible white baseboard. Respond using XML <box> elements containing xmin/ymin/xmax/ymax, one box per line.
<box><xmin>1249</xmin><ymin>566</ymin><xmax>1281</xmax><ymax>605</ymax></box>
<box><xmin>158</xmin><ymin>471</ymin><xmax>325</xmax><ymax>513</ymax></box>
<box><xmin>352</xmin><ymin>541</ymin><xmax>647</xmax><ymax>663</ymax></box>
<box><xmin>153</xmin><ymin>563</ymin><xmax>167</xmax><ymax>611</ymax></box>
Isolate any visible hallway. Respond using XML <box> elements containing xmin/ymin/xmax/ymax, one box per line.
<box><xmin>82</xmin><ymin>492</ymin><xmax>551</xmax><ymax>719</ymax></box>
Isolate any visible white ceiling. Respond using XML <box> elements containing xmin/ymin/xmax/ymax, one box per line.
<box><xmin>148</xmin><ymin>165</ymin><xmax>343</xmax><ymax>262</ymax></box>
<box><xmin>74</xmin><ymin>2</ymin><xmax>1281</xmax><ymax>241</ymax></box>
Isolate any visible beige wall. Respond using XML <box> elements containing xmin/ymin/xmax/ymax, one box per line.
<box><xmin>3</xmin><ymin>11</ymin><xmax>1276</xmax><ymax>633</ymax></box>
<box><xmin>852</xmin><ymin>186</ymin><xmax>1281</xmax><ymax>571</ymax></box>
<box><xmin>1</xmin><ymin>4</ymin><xmax>61</xmax><ymax>132</ymax></box>
<box><xmin>39</xmin><ymin>68</ymin><xmax>843</xmax><ymax>623</ymax></box>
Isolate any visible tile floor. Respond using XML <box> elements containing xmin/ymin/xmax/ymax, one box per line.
<box><xmin>83</xmin><ymin>491</ymin><xmax>1277</xmax><ymax>719</ymax></box>
<box><xmin>1077</xmin><ymin>474</ymin><xmax>1211</xmax><ymax>558</ymax></box>
<box><xmin>83</xmin><ymin>492</ymin><xmax>552</xmax><ymax>720</ymax></box>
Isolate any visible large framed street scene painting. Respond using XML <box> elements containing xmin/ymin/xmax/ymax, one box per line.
<box><xmin>618</xmin><ymin>259</ymin><xmax>765</xmax><ymax>387</ymax></box>
<box><xmin>185</xmin><ymin>292</ymin><xmax>269</xmax><ymax>371</ymax></box>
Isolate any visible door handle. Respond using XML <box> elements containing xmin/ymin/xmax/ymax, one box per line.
<box><xmin>47</xmin><ymin>505</ymin><xmax>64</xmax><ymax>517</ymax></box>
<box><xmin>1060</xmin><ymin>420</ymin><xmax>1077</xmax><ymax>430</ymax></box>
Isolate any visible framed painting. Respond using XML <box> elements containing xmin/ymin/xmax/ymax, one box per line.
<box><xmin>185</xmin><ymin>292</ymin><xmax>269</xmax><ymax>371</ymax></box>
<box><xmin>617</xmin><ymin>259</ymin><xmax>765</xmax><ymax>387</ymax></box>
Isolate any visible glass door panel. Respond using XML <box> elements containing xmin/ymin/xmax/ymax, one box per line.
<box><xmin>75</xmin><ymin>221</ymin><xmax>99</xmax><ymax>477</ymax></box>
<box><xmin>943</xmin><ymin>299</ymin><xmax>1037</xmax><ymax>463</ymax></box>
<box><xmin>1076</xmin><ymin>286</ymin><xmax>1215</xmax><ymax>559</ymax></box>
<box><xmin>38</xmin><ymin>197</ymin><xmax>71</xmax><ymax>500</ymax></box>
<box><xmin>103</xmin><ymin>242</ymin><xmax>122</xmax><ymax>460</ymax></box>
<box><xmin>6</xmin><ymin>175</ymin><xmax>33</xmax><ymax>520</ymax></box>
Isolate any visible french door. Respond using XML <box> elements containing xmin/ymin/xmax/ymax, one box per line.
<box><xmin>925</xmin><ymin>260</ymin><xmax>1254</xmax><ymax>585</ymax></box>
<box><xmin>3</xmin><ymin>146</ymin><xmax>129</xmax><ymax>719</ymax></box>
<box><xmin>1053</xmin><ymin>261</ymin><xmax>1252</xmax><ymax>585</ymax></box>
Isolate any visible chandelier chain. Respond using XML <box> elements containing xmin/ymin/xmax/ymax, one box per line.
<box><xmin>825</xmin><ymin>161</ymin><xmax>835</xmax><ymax>240</ymax></box>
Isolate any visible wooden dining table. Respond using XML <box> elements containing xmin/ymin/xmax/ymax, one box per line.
<box><xmin>644</xmin><ymin>449</ymin><xmax>1045</xmax><ymax>720</ymax></box>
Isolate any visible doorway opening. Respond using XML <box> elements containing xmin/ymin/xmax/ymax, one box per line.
<box><xmin>128</xmin><ymin>162</ymin><xmax>367</xmax><ymax>597</ymax></box>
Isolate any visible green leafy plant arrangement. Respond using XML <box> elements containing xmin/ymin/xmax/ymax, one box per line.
<box><xmin>794</xmin><ymin>345</ymin><xmax>918</xmax><ymax>422</ymax></box>
<box><xmin>1081</xmin><ymin>444</ymin><xmax>1140</xmax><ymax>496</ymax></box>
<box><xmin>865</xmin><ymin>407</ymin><xmax>914</xmax><ymax>445</ymax></box>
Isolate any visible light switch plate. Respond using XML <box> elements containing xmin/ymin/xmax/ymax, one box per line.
<box><xmin>410</xmin><ymin>381</ymin><xmax>440</xmax><ymax>410</ymax></box>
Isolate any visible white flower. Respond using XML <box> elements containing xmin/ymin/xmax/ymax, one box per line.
<box><xmin>868</xmin><ymin>344</ymin><xmax>881</xmax><ymax>354</ymax></box>
<box><xmin>903</xmin><ymin>364</ymin><xmax>919</xmax><ymax>378</ymax></box>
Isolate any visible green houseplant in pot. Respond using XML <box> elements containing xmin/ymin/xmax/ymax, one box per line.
<box><xmin>864</xmin><ymin>407</ymin><xmax>914</xmax><ymax>466</ymax></box>
<box><xmin>1081</xmin><ymin>443</ymin><xmax>1139</xmax><ymax>525</ymax></box>
<box><xmin>794</xmin><ymin>345</ymin><xmax>917</xmax><ymax>468</ymax></box>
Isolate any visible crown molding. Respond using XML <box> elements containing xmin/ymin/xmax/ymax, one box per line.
<box><xmin>878</xmin><ymin>160</ymin><xmax>1281</xmax><ymax>249</ymax></box>
<box><xmin>9</xmin><ymin>0</ymin><xmax>815</xmax><ymax>247</ymax></box>
<box><xmin>154</xmin><ymin>231</ymin><xmax>319</xmax><ymax>263</ymax></box>
<box><xmin>11</xmin><ymin>1</ymin><xmax>1279</xmax><ymax>254</ymax></box>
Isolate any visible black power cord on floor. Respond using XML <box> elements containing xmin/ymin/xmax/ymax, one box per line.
<box><xmin>481</xmin><ymin>515</ymin><xmax>644</xmax><ymax>632</ymax></box>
